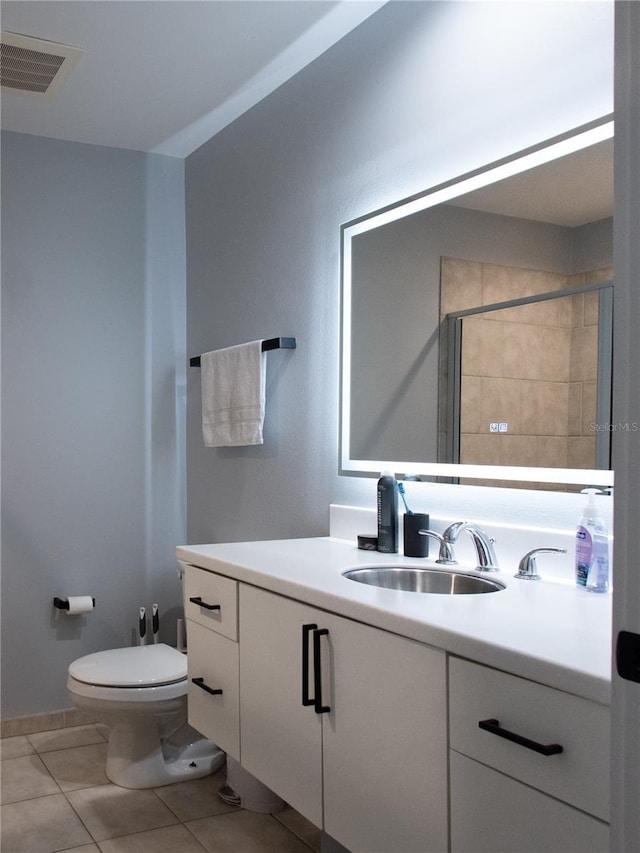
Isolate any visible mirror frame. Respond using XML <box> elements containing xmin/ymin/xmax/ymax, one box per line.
<box><xmin>339</xmin><ymin>117</ymin><xmax>615</xmax><ymax>486</ymax></box>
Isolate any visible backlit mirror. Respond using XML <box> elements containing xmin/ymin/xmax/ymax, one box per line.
<box><xmin>340</xmin><ymin>119</ymin><xmax>614</xmax><ymax>487</ymax></box>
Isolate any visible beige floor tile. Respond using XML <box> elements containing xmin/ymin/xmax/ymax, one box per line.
<box><xmin>66</xmin><ymin>783</ymin><xmax>179</xmax><ymax>842</ymax></box>
<box><xmin>1</xmin><ymin>723</ymin><xmax>312</xmax><ymax>852</ymax></box>
<box><xmin>0</xmin><ymin>735</ymin><xmax>36</xmax><ymax>761</ymax></box>
<box><xmin>64</xmin><ymin>847</ymin><xmax>100</xmax><ymax>853</ymax></box>
<box><xmin>40</xmin><ymin>742</ymin><xmax>109</xmax><ymax>791</ymax></box>
<box><xmin>97</xmin><ymin>824</ymin><xmax>208</xmax><ymax>853</ymax></box>
<box><xmin>0</xmin><ymin>792</ymin><xmax>93</xmax><ymax>853</ymax></box>
<box><xmin>153</xmin><ymin>768</ymin><xmax>237</xmax><ymax>822</ymax></box>
<box><xmin>187</xmin><ymin>810</ymin><xmax>314</xmax><ymax>852</ymax></box>
<box><xmin>274</xmin><ymin>805</ymin><xmax>322</xmax><ymax>852</ymax></box>
<box><xmin>29</xmin><ymin>725</ymin><xmax>106</xmax><ymax>754</ymax></box>
<box><xmin>0</xmin><ymin>754</ymin><xmax>60</xmax><ymax>804</ymax></box>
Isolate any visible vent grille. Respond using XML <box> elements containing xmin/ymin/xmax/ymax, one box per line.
<box><xmin>1</xmin><ymin>32</ymin><xmax>83</xmax><ymax>96</ymax></box>
<box><xmin>1</xmin><ymin>43</ymin><xmax>65</xmax><ymax>93</ymax></box>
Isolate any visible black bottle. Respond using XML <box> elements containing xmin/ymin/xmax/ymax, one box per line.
<box><xmin>377</xmin><ymin>472</ymin><xmax>398</xmax><ymax>553</ymax></box>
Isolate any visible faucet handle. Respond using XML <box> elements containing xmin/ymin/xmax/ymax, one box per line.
<box><xmin>515</xmin><ymin>547</ymin><xmax>567</xmax><ymax>581</ymax></box>
<box><xmin>418</xmin><ymin>530</ymin><xmax>457</xmax><ymax>564</ymax></box>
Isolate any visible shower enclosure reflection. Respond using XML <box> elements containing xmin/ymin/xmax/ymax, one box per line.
<box><xmin>441</xmin><ymin>277</ymin><xmax>613</xmax><ymax>486</ymax></box>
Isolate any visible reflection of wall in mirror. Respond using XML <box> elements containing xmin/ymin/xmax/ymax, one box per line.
<box><xmin>440</xmin><ymin>257</ymin><xmax>612</xmax><ymax>488</ymax></box>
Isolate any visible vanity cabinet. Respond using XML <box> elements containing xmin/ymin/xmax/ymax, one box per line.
<box><xmin>180</xmin><ymin>553</ymin><xmax>610</xmax><ymax>853</ymax></box>
<box><xmin>183</xmin><ymin>565</ymin><xmax>240</xmax><ymax>759</ymax></box>
<box><xmin>448</xmin><ymin>657</ymin><xmax>610</xmax><ymax>853</ymax></box>
<box><xmin>238</xmin><ymin>584</ymin><xmax>448</xmax><ymax>853</ymax></box>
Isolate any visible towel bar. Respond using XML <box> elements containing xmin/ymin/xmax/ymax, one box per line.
<box><xmin>190</xmin><ymin>337</ymin><xmax>296</xmax><ymax>367</ymax></box>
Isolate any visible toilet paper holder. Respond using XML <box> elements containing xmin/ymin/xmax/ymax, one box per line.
<box><xmin>53</xmin><ymin>596</ymin><xmax>96</xmax><ymax>611</ymax></box>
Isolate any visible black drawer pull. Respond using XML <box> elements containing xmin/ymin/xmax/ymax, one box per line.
<box><xmin>189</xmin><ymin>596</ymin><xmax>221</xmax><ymax>612</ymax></box>
<box><xmin>313</xmin><ymin>628</ymin><xmax>330</xmax><ymax>715</ymax></box>
<box><xmin>478</xmin><ymin>718</ymin><xmax>563</xmax><ymax>756</ymax></box>
<box><xmin>302</xmin><ymin>623</ymin><xmax>318</xmax><ymax>707</ymax></box>
<box><xmin>191</xmin><ymin>677</ymin><xmax>223</xmax><ymax>696</ymax></box>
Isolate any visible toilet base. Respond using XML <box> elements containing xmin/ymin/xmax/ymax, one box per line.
<box><xmin>105</xmin><ymin>720</ymin><xmax>225</xmax><ymax>789</ymax></box>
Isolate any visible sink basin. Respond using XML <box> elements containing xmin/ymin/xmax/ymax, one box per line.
<box><xmin>342</xmin><ymin>566</ymin><xmax>505</xmax><ymax>595</ymax></box>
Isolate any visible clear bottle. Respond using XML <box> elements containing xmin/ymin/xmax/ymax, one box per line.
<box><xmin>377</xmin><ymin>471</ymin><xmax>398</xmax><ymax>554</ymax></box>
<box><xmin>575</xmin><ymin>488</ymin><xmax>609</xmax><ymax>593</ymax></box>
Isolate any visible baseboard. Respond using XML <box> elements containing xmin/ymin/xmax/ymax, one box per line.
<box><xmin>1</xmin><ymin>707</ymin><xmax>98</xmax><ymax>739</ymax></box>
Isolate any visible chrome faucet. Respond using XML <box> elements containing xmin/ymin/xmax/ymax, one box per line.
<box><xmin>442</xmin><ymin>521</ymin><xmax>499</xmax><ymax>572</ymax></box>
<box><xmin>418</xmin><ymin>522</ymin><xmax>498</xmax><ymax>571</ymax></box>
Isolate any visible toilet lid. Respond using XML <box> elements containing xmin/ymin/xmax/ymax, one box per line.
<box><xmin>69</xmin><ymin>643</ymin><xmax>187</xmax><ymax>688</ymax></box>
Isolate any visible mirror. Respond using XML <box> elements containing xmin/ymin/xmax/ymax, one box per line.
<box><xmin>340</xmin><ymin>119</ymin><xmax>614</xmax><ymax>487</ymax></box>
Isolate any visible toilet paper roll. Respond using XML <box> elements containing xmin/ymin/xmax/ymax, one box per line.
<box><xmin>65</xmin><ymin>596</ymin><xmax>95</xmax><ymax>615</ymax></box>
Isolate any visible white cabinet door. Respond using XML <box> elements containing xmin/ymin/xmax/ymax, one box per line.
<box><xmin>239</xmin><ymin>584</ymin><xmax>323</xmax><ymax>826</ymax></box>
<box><xmin>321</xmin><ymin>613</ymin><xmax>448</xmax><ymax>853</ymax></box>
<box><xmin>187</xmin><ymin>619</ymin><xmax>240</xmax><ymax>759</ymax></box>
<box><xmin>183</xmin><ymin>565</ymin><xmax>238</xmax><ymax>640</ymax></box>
<box><xmin>239</xmin><ymin>584</ymin><xmax>448</xmax><ymax>853</ymax></box>
<box><xmin>450</xmin><ymin>751</ymin><xmax>610</xmax><ymax>853</ymax></box>
<box><xmin>449</xmin><ymin>656</ymin><xmax>610</xmax><ymax>821</ymax></box>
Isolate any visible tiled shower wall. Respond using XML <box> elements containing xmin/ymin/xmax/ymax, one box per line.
<box><xmin>440</xmin><ymin>258</ymin><xmax>612</xmax><ymax>485</ymax></box>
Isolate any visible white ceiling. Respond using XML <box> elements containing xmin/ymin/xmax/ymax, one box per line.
<box><xmin>0</xmin><ymin>0</ymin><xmax>385</xmax><ymax>158</ymax></box>
<box><xmin>451</xmin><ymin>138</ymin><xmax>614</xmax><ymax>227</ymax></box>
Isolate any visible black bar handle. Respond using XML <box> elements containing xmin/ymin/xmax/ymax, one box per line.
<box><xmin>189</xmin><ymin>596</ymin><xmax>221</xmax><ymax>612</ymax></box>
<box><xmin>478</xmin><ymin>718</ymin><xmax>563</xmax><ymax>756</ymax></box>
<box><xmin>302</xmin><ymin>623</ymin><xmax>318</xmax><ymax>707</ymax></box>
<box><xmin>313</xmin><ymin>628</ymin><xmax>330</xmax><ymax>715</ymax></box>
<box><xmin>191</xmin><ymin>677</ymin><xmax>223</xmax><ymax>696</ymax></box>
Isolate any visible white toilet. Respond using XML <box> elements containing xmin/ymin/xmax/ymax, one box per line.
<box><xmin>67</xmin><ymin>642</ymin><xmax>225</xmax><ymax>788</ymax></box>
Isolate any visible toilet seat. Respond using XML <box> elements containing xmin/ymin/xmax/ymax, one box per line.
<box><xmin>67</xmin><ymin>644</ymin><xmax>188</xmax><ymax>703</ymax></box>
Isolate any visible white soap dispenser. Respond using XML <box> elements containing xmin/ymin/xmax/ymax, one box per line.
<box><xmin>575</xmin><ymin>488</ymin><xmax>609</xmax><ymax>593</ymax></box>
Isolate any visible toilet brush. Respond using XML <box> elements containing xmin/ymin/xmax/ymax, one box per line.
<box><xmin>138</xmin><ymin>607</ymin><xmax>146</xmax><ymax>645</ymax></box>
<box><xmin>152</xmin><ymin>604</ymin><xmax>159</xmax><ymax>643</ymax></box>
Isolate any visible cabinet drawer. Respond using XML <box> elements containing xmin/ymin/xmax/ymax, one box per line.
<box><xmin>184</xmin><ymin>564</ymin><xmax>238</xmax><ymax>640</ymax></box>
<box><xmin>449</xmin><ymin>656</ymin><xmax>610</xmax><ymax>821</ymax></box>
<box><xmin>187</xmin><ymin>619</ymin><xmax>240</xmax><ymax>759</ymax></box>
<box><xmin>450</xmin><ymin>751</ymin><xmax>609</xmax><ymax>853</ymax></box>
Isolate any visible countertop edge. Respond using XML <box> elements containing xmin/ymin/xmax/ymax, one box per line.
<box><xmin>177</xmin><ymin>538</ymin><xmax>612</xmax><ymax>706</ymax></box>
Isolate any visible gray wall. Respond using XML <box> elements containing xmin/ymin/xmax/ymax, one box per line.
<box><xmin>1</xmin><ymin>133</ymin><xmax>185</xmax><ymax>717</ymax></box>
<box><xmin>185</xmin><ymin>0</ymin><xmax>613</xmax><ymax>544</ymax></box>
<box><xmin>0</xmin><ymin>0</ymin><xmax>615</xmax><ymax>719</ymax></box>
<box><xmin>573</xmin><ymin>218</ymin><xmax>614</xmax><ymax>272</ymax></box>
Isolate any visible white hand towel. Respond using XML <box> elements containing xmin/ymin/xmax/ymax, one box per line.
<box><xmin>201</xmin><ymin>340</ymin><xmax>266</xmax><ymax>447</ymax></box>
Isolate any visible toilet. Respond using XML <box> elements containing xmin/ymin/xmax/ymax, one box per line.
<box><xmin>67</xmin><ymin>643</ymin><xmax>225</xmax><ymax>788</ymax></box>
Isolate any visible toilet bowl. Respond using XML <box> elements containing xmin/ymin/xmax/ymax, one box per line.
<box><xmin>67</xmin><ymin>643</ymin><xmax>225</xmax><ymax>788</ymax></box>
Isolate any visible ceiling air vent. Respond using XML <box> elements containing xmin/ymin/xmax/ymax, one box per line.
<box><xmin>1</xmin><ymin>31</ymin><xmax>83</xmax><ymax>97</ymax></box>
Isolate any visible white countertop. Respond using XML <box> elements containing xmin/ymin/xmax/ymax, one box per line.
<box><xmin>176</xmin><ymin>536</ymin><xmax>612</xmax><ymax>705</ymax></box>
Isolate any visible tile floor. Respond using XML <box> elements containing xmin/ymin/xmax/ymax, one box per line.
<box><xmin>0</xmin><ymin>724</ymin><xmax>322</xmax><ymax>853</ymax></box>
